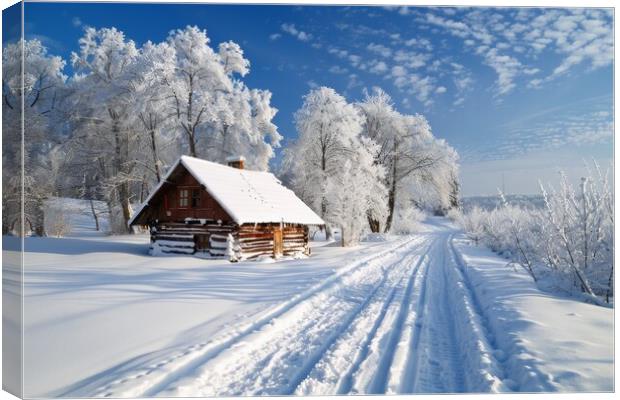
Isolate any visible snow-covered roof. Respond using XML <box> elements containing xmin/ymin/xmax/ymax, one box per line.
<box><xmin>130</xmin><ymin>155</ymin><xmax>325</xmax><ymax>226</ymax></box>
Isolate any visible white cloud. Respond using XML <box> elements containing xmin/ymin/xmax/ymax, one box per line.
<box><xmin>281</xmin><ymin>23</ymin><xmax>313</xmax><ymax>42</ymax></box>
<box><xmin>328</xmin><ymin>47</ymin><xmax>349</xmax><ymax>59</ymax></box>
<box><xmin>269</xmin><ymin>33</ymin><xmax>282</xmax><ymax>41</ymax></box>
<box><xmin>347</xmin><ymin>73</ymin><xmax>361</xmax><ymax>89</ymax></box>
<box><xmin>422</xmin><ymin>8</ymin><xmax>612</xmax><ymax>95</ymax></box>
<box><xmin>72</xmin><ymin>17</ymin><xmax>82</xmax><ymax>27</ymax></box>
<box><xmin>328</xmin><ymin>65</ymin><xmax>348</xmax><ymax>74</ymax></box>
<box><xmin>369</xmin><ymin>60</ymin><xmax>388</xmax><ymax>75</ymax></box>
<box><xmin>483</xmin><ymin>48</ymin><xmax>523</xmax><ymax>96</ymax></box>
<box><xmin>435</xmin><ymin>86</ymin><xmax>447</xmax><ymax>94</ymax></box>
<box><xmin>367</xmin><ymin>43</ymin><xmax>392</xmax><ymax>58</ymax></box>
<box><xmin>348</xmin><ymin>54</ymin><xmax>362</xmax><ymax>67</ymax></box>
<box><xmin>393</xmin><ymin>50</ymin><xmax>428</xmax><ymax>69</ymax></box>
<box><xmin>404</xmin><ymin>37</ymin><xmax>433</xmax><ymax>50</ymax></box>
<box><xmin>391</xmin><ymin>65</ymin><xmax>407</xmax><ymax>78</ymax></box>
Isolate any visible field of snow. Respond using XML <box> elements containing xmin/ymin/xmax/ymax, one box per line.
<box><xmin>6</xmin><ymin>216</ymin><xmax>613</xmax><ymax>397</ymax></box>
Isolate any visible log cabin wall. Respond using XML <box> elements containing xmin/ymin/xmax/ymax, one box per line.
<box><xmin>141</xmin><ymin>164</ymin><xmax>313</xmax><ymax>259</ymax></box>
<box><xmin>150</xmin><ymin>222</ymin><xmax>309</xmax><ymax>258</ymax></box>
<box><xmin>150</xmin><ymin>221</ymin><xmax>237</xmax><ymax>255</ymax></box>
<box><xmin>237</xmin><ymin>223</ymin><xmax>309</xmax><ymax>259</ymax></box>
<box><xmin>156</xmin><ymin>172</ymin><xmax>232</xmax><ymax>223</ymax></box>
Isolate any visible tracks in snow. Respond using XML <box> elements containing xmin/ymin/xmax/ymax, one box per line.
<box><xmin>82</xmin><ymin>229</ymin><xmax>517</xmax><ymax>397</ymax></box>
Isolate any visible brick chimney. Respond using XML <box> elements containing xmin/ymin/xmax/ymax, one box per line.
<box><xmin>226</xmin><ymin>155</ymin><xmax>245</xmax><ymax>170</ymax></box>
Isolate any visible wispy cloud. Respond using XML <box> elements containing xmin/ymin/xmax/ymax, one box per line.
<box><xmin>419</xmin><ymin>8</ymin><xmax>612</xmax><ymax>96</ymax></box>
<box><xmin>281</xmin><ymin>23</ymin><xmax>312</xmax><ymax>42</ymax></box>
<box><xmin>461</xmin><ymin>96</ymin><xmax>613</xmax><ymax>163</ymax></box>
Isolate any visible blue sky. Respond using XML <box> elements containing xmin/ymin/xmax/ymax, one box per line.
<box><xmin>9</xmin><ymin>2</ymin><xmax>614</xmax><ymax>196</ymax></box>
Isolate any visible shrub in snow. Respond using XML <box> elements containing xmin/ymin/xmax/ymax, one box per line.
<box><xmin>44</xmin><ymin>206</ymin><xmax>73</xmax><ymax>238</ymax></box>
<box><xmin>225</xmin><ymin>233</ymin><xmax>240</xmax><ymax>262</ymax></box>
<box><xmin>457</xmin><ymin>206</ymin><xmax>486</xmax><ymax>246</ymax></box>
<box><xmin>389</xmin><ymin>206</ymin><xmax>425</xmax><ymax>234</ymax></box>
<box><xmin>454</xmin><ymin>162</ymin><xmax>613</xmax><ymax>303</ymax></box>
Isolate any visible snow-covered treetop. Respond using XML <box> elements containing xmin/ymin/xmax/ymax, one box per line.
<box><xmin>3</xmin><ymin>39</ymin><xmax>67</xmax><ymax>108</ymax></box>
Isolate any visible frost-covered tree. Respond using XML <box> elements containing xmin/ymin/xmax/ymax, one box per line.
<box><xmin>2</xmin><ymin>39</ymin><xmax>67</xmax><ymax>235</ymax></box>
<box><xmin>284</xmin><ymin>87</ymin><xmax>380</xmax><ymax>240</ymax></box>
<box><xmin>357</xmin><ymin>89</ymin><xmax>459</xmax><ymax>231</ymax></box>
<box><xmin>163</xmin><ymin>26</ymin><xmax>280</xmax><ymax>170</ymax></box>
<box><xmin>69</xmin><ymin>27</ymin><xmax>141</xmax><ymax>232</ymax></box>
<box><xmin>164</xmin><ymin>26</ymin><xmax>230</xmax><ymax>157</ymax></box>
<box><xmin>129</xmin><ymin>40</ymin><xmax>178</xmax><ymax>183</ymax></box>
<box><xmin>203</xmin><ymin>82</ymin><xmax>281</xmax><ymax>171</ymax></box>
<box><xmin>218</xmin><ymin>41</ymin><xmax>250</xmax><ymax>76</ymax></box>
<box><xmin>325</xmin><ymin>136</ymin><xmax>387</xmax><ymax>246</ymax></box>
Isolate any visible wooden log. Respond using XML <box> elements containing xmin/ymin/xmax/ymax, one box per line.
<box><xmin>209</xmin><ymin>248</ymin><xmax>227</xmax><ymax>256</ymax></box>
<box><xmin>153</xmin><ymin>240</ymin><xmax>195</xmax><ymax>248</ymax></box>
<box><xmin>153</xmin><ymin>235</ymin><xmax>195</xmax><ymax>242</ymax></box>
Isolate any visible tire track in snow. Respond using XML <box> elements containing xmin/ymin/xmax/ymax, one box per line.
<box><xmin>84</xmin><ymin>235</ymin><xmax>423</xmax><ymax>398</ymax></box>
<box><xmin>402</xmin><ymin>235</ymin><xmax>465</xmax><ymax>393</ymax></box>
<box><xmin>448</xmin><ymin>235</ymin><xmax>556</xmax><ymax>392</ymax></box>
<box><xmin>385</xmin><ymin>235</ymin><xmax>435</xmax><ymax>394</ymax></box>
<box><xmin>293</xmin><ymin>236</ymin><xmax>434</xmax><ymax>396</ymax></box>
<box><xmin>358</xmin><ymin>238</ymin><xmax>434</xmax><ymax>394</ymax></box>
<box><xmin>446</xmin><ymin>234</ymin><xmax>510</xmax><ymax>391</ymax></box>
<box><xmin>161</xmin><ymin>236</ymin><xmax>431</xmax><ymax>397</ymax></box>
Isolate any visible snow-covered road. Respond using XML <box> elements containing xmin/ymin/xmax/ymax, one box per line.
<box><xmin>14</xmin><ymin>218</ymin><xmax>612</xmax><ymax>396</ymax></box>
<box><xmin>44</xmin><ymin>218</ymin><xmax>609</xmax><ymax>396</ymax></box>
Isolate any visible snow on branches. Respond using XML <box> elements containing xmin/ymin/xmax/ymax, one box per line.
<box><xmin>454</xmin><ymin>162</ymin><xmax>613</xmax><ymax>303</ymax></box>
<box><xmin>284</xmin><ymin>86</ymin><xmax>459</xmax><ymax>245</ymax></box>
<box><xmin>7</xmin><ymin>26</ymin><xmax>282</xmax><ymax>235</ymax></box>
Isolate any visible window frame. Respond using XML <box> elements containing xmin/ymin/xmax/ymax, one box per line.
<box><xmin>178</xmin><ymin>188</ymin><xmax>190</xmax><ymax>209</ymax></box>
<box><xmin>191</xmin><ymin>188</ymin><xmax>201</xmax><ymax>208</ymax></box>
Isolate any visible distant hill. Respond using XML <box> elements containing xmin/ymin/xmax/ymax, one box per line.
<box><xmin>461</xmin><ymin>194</ymin><xmax>545</xmax><ymax>212</ymax></box>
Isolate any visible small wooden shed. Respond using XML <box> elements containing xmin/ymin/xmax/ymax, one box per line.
<box><xmin>129</xmin><ymin>155</ymin><xmax>325</xmax><ymax>260</ymax></box>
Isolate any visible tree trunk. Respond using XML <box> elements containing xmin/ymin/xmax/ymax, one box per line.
<box><xmin>367</xmin><ymin>214</ymin><xmax>381</xmax><ymax>233</ymax></box>
<box><xmin>188</xmin><ymin>131</ymin><xmax>197</xmax><ymax>157</ymax></box>
<box><xmin>606</xmin><ymin>263</ymin><xmax>614</xmax><ymax>303</ymax></box>
<box><xmin>321</xmin><ymin>198</ymin><xmax>333</xmax><ymax>241</ymax></box>
<box><xmin>325</xmin><ymin>225</ymin><xmax>333</xmax><ymax>242</ymax></box>
<box><xmin>118</xmin><ymin>182</ymin><xmax>132</xmax><ymax>233</ymax></box>
<box><xmin>384</xmin><ymin>165</ymin><xmax>397</xmax><ymax>233</ymax></box>
<box><xmin>139</xmin><ymin>174</ymin><xmax>148</xmax><ymax>203</ymax></box>
<box><xmin>90</xmin><ymin>199</ymin><xmax>100</xmax><ymax>231</ymax></box>
<box><xmin>33</xmin><ymin>197</ymin><xmax>46</xmax><ymax>237</ymax></box>
<box><xmin>149</xmin><ymin>129</ymin><xmax>161</xmax><ymax>182</ymax></box>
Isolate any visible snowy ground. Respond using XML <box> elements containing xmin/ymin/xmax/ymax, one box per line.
<box><xmin>6</xmin><ymin>215</ymin><xmax>613</xmax><ymax>397</ymax></box>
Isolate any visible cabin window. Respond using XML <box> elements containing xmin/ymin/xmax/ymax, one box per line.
<box><xmin>191</xmin><ymin>189</ymin><xmax>201</xmax><ymax>208</ymax></box>
<box><xmin>179</xmin><ymin>189</ymin><xmax>189</xmax><ymax>208</ymax></box>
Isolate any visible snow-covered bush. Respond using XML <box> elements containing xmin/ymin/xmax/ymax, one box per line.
<box><xmin>456</xmin><ymin>206</ymin><xmax>487</xmax><ymax>246</ymax></box>
<box><xmin>389</xmin><ymin>206</ymin><xmax>425</xmax><ymax>234</ymax></box>
<box><xmin>44</xmin><ymin>207</ymin><xmax>73</xmax><ymax>238</ymax></box>
<box><xmin>225</xmin><ymin>233</ymin><xmax>240</xmax><ymax>262</ymax></box>
<box><xmin>455</xmin><ymin>163</ymin><xmax>613</xmax><ymax>303</ymax></box>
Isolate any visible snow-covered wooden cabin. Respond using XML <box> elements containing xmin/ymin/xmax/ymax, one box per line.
<box><xmin>129</xmin><ymin>155</ymin><xmax>325</xmax><ymax>260</ymax></box>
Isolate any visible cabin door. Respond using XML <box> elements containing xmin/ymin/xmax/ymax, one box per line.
<box><xmin>195</xmin><ymin>234</ymin><xmax>210</xmax><ymax>251</ymax></box>
<box><xmin>273</xmin><ymin>227</ymin><xmax>283</xmax><ymax>257</ymax></box>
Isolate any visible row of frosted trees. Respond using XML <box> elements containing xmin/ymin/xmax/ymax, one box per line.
<box><xmin>3</xmin><ymin>26</ymin><xmax>281</xmax><ymax>234</ymax></box>
<box><xmin>282</xmin><ymin>87</ymin><xmax>459</xmax><ymax>245</ymax></box>
<box><xmin>2</xmin><ymin>26</ymin><xmax>459</xmax><ymax>243</ymax></box>
<box><xmin>453</xmin><ymin>163</ymin><xmax>613</xmax><ymax>303</ymax></box>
